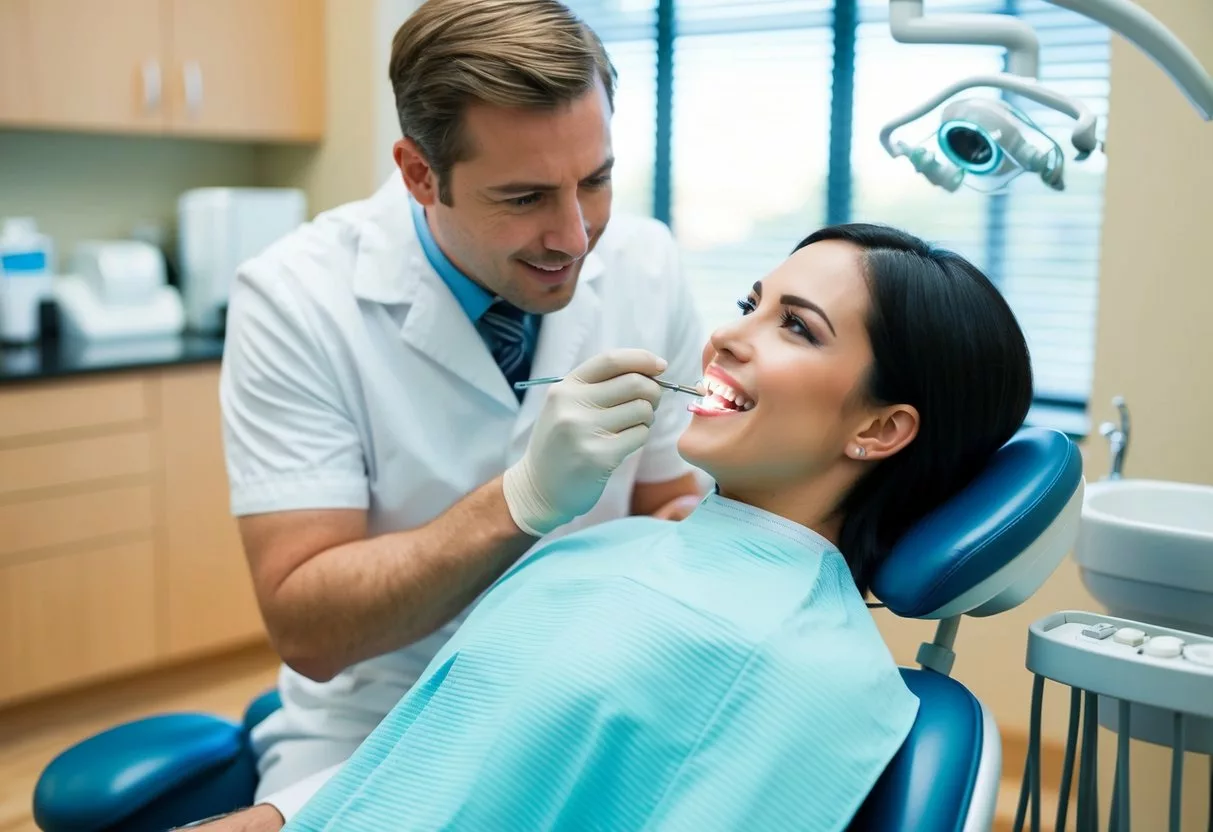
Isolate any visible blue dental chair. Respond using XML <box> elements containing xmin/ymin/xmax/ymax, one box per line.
<box><xmin>32</xmin><ymin>426</ymin><xmax>1084</xmax><ymax>832</ymax></box>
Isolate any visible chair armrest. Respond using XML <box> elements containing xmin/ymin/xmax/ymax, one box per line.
<box><xmin>34</xmin><ymin>713</ymin><xmax>245</xmax><ymax>832</ymax></box>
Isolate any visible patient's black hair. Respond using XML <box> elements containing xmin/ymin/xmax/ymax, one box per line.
<box><xmin>792</xmin><ymin>224</ymin><xmax>1033</xmax><ymax>598</ymax></box>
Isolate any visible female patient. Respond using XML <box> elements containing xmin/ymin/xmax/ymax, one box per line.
<box><xmin>283</xmin><ymin>224</ymin><xmax>1033</xmax><ymax>831</ymax></box>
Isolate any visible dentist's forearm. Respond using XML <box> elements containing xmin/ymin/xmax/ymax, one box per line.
<box><xmin>254</xmin><ymin>476</ymin><xmax>535</xmax><ymax>682</ymax></box>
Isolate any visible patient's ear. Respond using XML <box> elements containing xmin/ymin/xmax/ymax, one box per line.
<box><xmin>851</xmin><ymin>405</ymin><xmax>919</xmax><ymax>461</ymax></box>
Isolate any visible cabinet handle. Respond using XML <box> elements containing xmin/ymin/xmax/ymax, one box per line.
<box><xmin>184</xmin><ymin>61</ymin><xmax>203</xmax><ymax>116</ymax></box>
<box><xmin>141</xmin><ymin>60</ymin><xmax>162</xmax><ymax>112</ymax></box>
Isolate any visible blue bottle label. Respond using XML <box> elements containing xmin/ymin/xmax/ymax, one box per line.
<box><xmin>1</xmin><ymin>251</ymin><xmax>48</xmax><ymax>274</ymax></box>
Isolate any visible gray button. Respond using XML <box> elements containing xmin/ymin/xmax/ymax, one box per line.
<box><xmin>1082</xmin><ymin>622</ymin><xmax>1116</xmax><ymax>640</ymax></box>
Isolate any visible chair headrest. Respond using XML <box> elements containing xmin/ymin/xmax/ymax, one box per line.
<box><xmin>871</xmin><ymin>427</ymin><xmax>1084</xmax><ymax>620</ymax></box>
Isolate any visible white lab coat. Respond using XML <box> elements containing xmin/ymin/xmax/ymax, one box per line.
<box><xmin>218</xmin><ymin>174</ymin><xmax>707</xmax><ymax>821</ymax></box>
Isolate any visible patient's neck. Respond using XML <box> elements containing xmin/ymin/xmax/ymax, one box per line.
<box><xmin>716</xmin><ymin>469</ymin><xmax>854</xmax><ymax>549</ymax></box>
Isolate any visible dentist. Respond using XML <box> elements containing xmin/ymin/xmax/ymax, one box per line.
<box><xmin>205</xmin><ymin>0</ymin><xmax>706</xmax><ymax>829</ymax></box>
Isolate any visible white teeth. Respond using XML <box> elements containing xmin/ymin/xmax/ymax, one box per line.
<box><xmin>527</xmin><ymin>262</ymin><xmax>566</xmax><ymax>272</ymax></box>
<box><xmin>701</xmin><ymin>377</ymin><xmax>755</xmax><ymax>412</ymax></box>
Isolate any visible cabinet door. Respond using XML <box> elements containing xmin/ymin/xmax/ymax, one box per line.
<box><xmin>26</xmin><ymin>0</ymin><xmax>168</xmax><ymax>133</ymax></box>
<box><xmin>168</xmin><ymin>0</ymin><xmax>324</xmax><ymax>141</ymax></box>
<box><xmin>0</xmin><ymin>0</ymin><xmax>33</xmax><ymax>123</ymax></box>
<box><xmin>160</xmin><ymin>364</ymin><xmax>267</xmax><ymax>659</ymax></box>
<box><xmin>0</xmin><ymin>542</ymin><xmax>158</xmax><ymax>706</ymax></box>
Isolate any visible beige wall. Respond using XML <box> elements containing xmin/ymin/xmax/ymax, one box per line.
<box><xmin>0</xmin><ymin>131</ymin><xmax>257</xmax><ymax>270</ymax></box>
<box><xmin>256</xmin><ymin>0</ymin><xmax>380</xmax><ymax>215</ymax></box>
<box><xmin>874</xmin><ymin>1</ymin><xmax>1213</xmax><ymax>825</ymax></box>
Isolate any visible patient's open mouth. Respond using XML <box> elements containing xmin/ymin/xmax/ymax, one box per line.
<box><xmin>689</xmin><ymin>374</ymin><xmax>754</xmax><ymax>417</ymax></box>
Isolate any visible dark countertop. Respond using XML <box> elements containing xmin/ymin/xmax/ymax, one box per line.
<box><xmin>0</xmin><ymin>332</ymin><xmax>226</xmax><ymax>386</ymax></box>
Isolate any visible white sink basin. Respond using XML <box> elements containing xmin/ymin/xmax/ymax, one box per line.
<box><xmin>1074</xmin><ymin>479</ymin><xmax>1213</xmax><ymax>636</ymax></box>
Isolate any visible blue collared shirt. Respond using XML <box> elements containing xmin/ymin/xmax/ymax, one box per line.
<box><xmin>409</xmin><ymin>198</ymin><xmax>541</xmax><ymax>399</ymax></box>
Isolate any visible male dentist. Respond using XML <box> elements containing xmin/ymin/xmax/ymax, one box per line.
<box><xmin>203</xmin><ymin>0</ymin><xmax>706</xmax><ymax>828</ymax></box>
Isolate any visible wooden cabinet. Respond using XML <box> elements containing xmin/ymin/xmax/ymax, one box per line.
<box><xmin>169</xmin><ymin>0</ymin><xmax>325</xmax><ymax>140</ymax></box>
<box><xmin>0</xmin><ymin>542</ymin><xmax>159</xmax><ymax>704</ymax></box>
<box><xmin>0</xmin><ymin>0</ymin><xmax>324</xmax><ymax>142</ymax></box>
<box><xmin>26</xmin><ymin>0</ymin><xmax>168</xmax><ymax>134</ymax></box>
<box><xmin>0</xmin><ymin>364</ymin><xmax>268</xmax><ymax>708</ymax></box>
<box><xmin>0</xmin><ymin>0</ymin><xmax>34</xmax><ymax>123</ymax></box>
<box><xmin>160</xmin><ymin>365</ymin><xmax>265</xmax><ymax>659</ymax></box>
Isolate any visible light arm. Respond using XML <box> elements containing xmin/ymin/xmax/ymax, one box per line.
<box><xmin>1046</xmin><ymin>0</ymin><xmax>1213</xmax><ymax>120</ymax></box>
<box><xmin>889</xmin><ymin>0</ymin><xmax>1040</xmax><ymax>77</ymax></box>
<box><xmin>888</xmin><ymin>0</ymin><xmax>1213</xmax><ymax>121</ymax></box>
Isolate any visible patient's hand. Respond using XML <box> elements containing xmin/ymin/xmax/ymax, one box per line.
<box><xmin>173</xmin><ymin>803</ymin><xmax>284</xmax><ymax>831</ymax></box>
<box><xmin>652</xmin><ymin>494</ymin><xmax>702</xmax><ymax>522</ymax></box>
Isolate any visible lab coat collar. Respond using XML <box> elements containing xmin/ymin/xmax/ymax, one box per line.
<box><xmin>351</xmin><ymin>175</ymin><xmax>605</xmax><ymax>415</ymax></box>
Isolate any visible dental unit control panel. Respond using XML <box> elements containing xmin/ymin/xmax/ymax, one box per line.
<box><xmin>1017</xmin><ymin>610</ymin><xmax>1213</xmax><ymax>832</ymax></box>
<box><xmin>1028</xmin><ymin>612</ymin><xmax>1213</xmax><ymax>722</ymax></box>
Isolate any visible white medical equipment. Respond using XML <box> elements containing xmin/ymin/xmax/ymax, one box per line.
<box><xmin>53</xmin><ymin>240</ymin><xmax>186</xmax><ymax>341</ymax></box>
<box><xmin>881</xmin><ymin>0</ymin><xmax>1213</xmax><ymax>193</ymax></box>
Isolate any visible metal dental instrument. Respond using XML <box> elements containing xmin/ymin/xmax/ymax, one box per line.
<box><xmin>514</xmin><ymin>376</ymin><xmax>706</xmax><ymax>396</ymax></box>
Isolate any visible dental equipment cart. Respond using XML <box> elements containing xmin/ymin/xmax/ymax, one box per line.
<box><xmin>1014</xmin><ymin>611</ymin><xmax>1213</xmax><ymax>832</ymax></box>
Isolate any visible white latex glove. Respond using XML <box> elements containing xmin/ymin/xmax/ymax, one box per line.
<box><xmin>503</xmin><ymin>349</ymin><xmax>669</xmax><ymax>537</ymax></box>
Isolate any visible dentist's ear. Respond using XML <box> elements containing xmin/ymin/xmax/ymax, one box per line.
<box><xmin>395</xmin><ymin>138</ymin><xmax>439</xmax><ymax>207</ymax></box>
<box><xmin>851</xmin><ymin>405</ymin><xmax>919</xmax><ymax>461</ymax></box>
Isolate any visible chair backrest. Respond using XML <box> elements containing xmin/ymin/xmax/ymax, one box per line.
<box><xmin>872</xmin><ymin>426</ymin><xmax>1084</xmax><ymax>621</ymax></box>
<box><xmin>850</xmin><ymin>427</ymin><xmax>1084</xmax><ymax>830</ymax></box>
<box><xmin>848</xmin><ymin>669</ymin><xmax>999</xmax><ymax>832</ymax></box>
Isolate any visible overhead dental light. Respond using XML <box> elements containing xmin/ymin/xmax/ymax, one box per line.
<box><xmin>881</xmin><ymin>0</ymin><xmax>1213</xmax><ymax>193</ymax></box>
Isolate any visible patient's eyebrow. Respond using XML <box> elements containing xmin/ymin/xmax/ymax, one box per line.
<box><xmin>752</xmin><ymin>281</ymin><xmax>837</xmax><ymax>336</ymax></box>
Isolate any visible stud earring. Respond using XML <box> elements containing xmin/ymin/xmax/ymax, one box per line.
<box><xmin>854</xmin><ymin>446</ymin><xmax>867</xmax><ymax>459</ymax></box>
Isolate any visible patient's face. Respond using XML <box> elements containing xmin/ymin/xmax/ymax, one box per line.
<box><xmin>678</xmin><ymin>239</ymin><xmax>875</xmax><ymax>495</ymax></box>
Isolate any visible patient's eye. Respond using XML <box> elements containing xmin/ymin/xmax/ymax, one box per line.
<box><xmin>735</xmin><ymin>296</ymin><xmax>757</xmax><ymax>315</ymax></box>
<box><xmin>781</xmin><ymin>310</ymin><xmax>821</xmax><ymax>346</ymax></box>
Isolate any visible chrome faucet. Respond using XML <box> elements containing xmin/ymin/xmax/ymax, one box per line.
<box><xmin>1098</xmin><ymin>396</ymin><xmax>1130</xmax><ymax>480</ymax></box>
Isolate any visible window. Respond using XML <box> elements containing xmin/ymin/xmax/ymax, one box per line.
<box><xmin>569</xmin><ymin>0</ymin><xmax>1110</xmax><ymax>432</ymax></box>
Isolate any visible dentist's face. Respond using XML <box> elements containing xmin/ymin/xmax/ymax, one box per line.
<box><xmin>677</xmin><ymin>240</ymin><xmax>877</xmax><ymax>500</ymax></box>
<box><xmin>396</xmin><ymin>77</ymin><xmax>614</xmax><ymax>315</ymax></box>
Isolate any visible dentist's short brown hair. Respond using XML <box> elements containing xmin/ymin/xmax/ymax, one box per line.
<box><xmin>389</xmin><ymin>0</ymin><xmax>617</xmax><ymax>205</ymax></box>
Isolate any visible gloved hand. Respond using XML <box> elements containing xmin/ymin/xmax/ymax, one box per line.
<box><xmin>503</xmin><ymin>349</ymin><xmax>669</xmax><ymax>537</ymax></box>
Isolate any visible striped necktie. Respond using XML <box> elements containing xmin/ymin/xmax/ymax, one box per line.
<box><xmin>479</xmin><ymin>299</ymin><xmax>536</xmax><ymax>398</ymax></box>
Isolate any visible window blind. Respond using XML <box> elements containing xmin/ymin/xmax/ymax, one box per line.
<box><xmin>671</xmin><ymin>1</ymin><xmax>836</xmax><ymax>329</ymax></box>
<box><xmin>572</xmin><ymin>1</ymin><xmax>661</xmax><ymax>218</ymax></box>
<box><xmin>565</xmin><ymin>0</ymin><xmax>1109</xmax><ymax>416</ymax></box>
<box><xmin>997</xmin><ymin>0</ymin><xmax>1109</xmax><ymax>405</ymax></box>
<box><xmin>852</xmin><ymin>0</ymin><xmax>1109</xmax><ymax>408</ymax></box>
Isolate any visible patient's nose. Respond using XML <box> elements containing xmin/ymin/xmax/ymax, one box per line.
<box><xmin>708</xmin><ymin>320</ymin><xmax>753</xmax><ymax>364</ymax></box>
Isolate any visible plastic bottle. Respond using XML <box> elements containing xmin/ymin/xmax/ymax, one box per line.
<box><xmin>0</xmin><ymin>217</ymin><xmax>54</xmax><ymax>344</ymax></box>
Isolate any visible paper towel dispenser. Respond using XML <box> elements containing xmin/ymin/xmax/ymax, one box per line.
<box><xmin>177</xmin><ymin>187</ymin><xmax>307</xmax><ymax>333</ymax></box>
